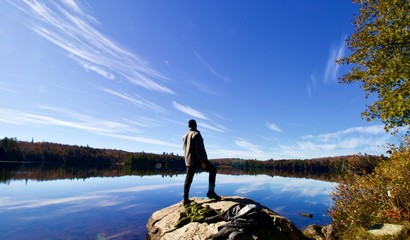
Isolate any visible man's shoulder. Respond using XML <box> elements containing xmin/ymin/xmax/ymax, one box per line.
<box><xmin>184</xmin><ymin>130</ymin><xmax>201</xmax><ymax>138</ymax></box>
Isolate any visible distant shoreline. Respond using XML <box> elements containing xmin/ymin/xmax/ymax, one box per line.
<box><xmin>1</xmin><ymin>137</ymin><xmax>387</xmax><ymax>183</ymax></box>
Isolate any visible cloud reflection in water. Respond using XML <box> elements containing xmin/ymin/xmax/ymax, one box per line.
<box><xmin>0</xmin><ymin>174</ymin><xmax>337</xmax><ymax>239</ymax></box>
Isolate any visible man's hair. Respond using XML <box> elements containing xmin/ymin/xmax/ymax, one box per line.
<box><xmin>188</xmin><ymin>119</ymin><xmax>197</xmax><ymax>128</ymax></box>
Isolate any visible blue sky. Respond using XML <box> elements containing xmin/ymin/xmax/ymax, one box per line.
<box><xmin>0</xmin><ymin>0</ymin><xmax>393</xmax><ymax>160</ymax></box>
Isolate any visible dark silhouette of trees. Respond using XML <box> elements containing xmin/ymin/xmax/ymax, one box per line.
<box><xmin>0</xmin><ymin>137</ymin><xmax>386</xmax><ymax>183</ymax></box>
<box><xmin>211</xmin><ymin>154</ymin><xmax>385</xmax><ymax>181</ymax></box>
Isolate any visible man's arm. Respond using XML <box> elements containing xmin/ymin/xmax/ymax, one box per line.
<box><xmin>194</xmin><ymin>133</ymin><xmax>208</xmax><ymax>168</ymax></box>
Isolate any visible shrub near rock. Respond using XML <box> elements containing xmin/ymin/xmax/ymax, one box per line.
<box><xmin>329</xmin><ymin>139</ymin><xmax>410</xmax><ymax>239</ymax></box>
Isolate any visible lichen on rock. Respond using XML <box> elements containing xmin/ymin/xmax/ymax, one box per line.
<box><xmin>175</xmin><ymin>201</ymin><xmax>221</xmax><ymax>228</ymax></box>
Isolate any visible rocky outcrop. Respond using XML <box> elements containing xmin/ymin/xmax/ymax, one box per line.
<box><xmin>303</xmin><ymin>224</ymin><xmax>335</xmax><ymax>240</ymax></box>
<box><xmin>146</xmin><ymin>196</ymin><xmax>307</xmax><ymax>240</ymax></box>
<box><xmin>368</xmin><ymin>223</ymin><xmax>405</xmax><ymax>238</ymax></box>
<box><xmin>303</xmin><ymin>223</ymin><xmax>408</xmax><ymax>239</ymax></box>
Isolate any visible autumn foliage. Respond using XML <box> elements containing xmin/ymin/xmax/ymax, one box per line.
<box><xmin>329</xmin><ymin>138</ymin><xmax>410</xmax><ymax>237</ymax></box>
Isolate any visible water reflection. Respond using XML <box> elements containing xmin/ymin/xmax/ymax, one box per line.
<box><xmin>0</xmin><ymin>173</ymin><xmax>336</xmax><ymax>240</ymax></box>
<box><xmin>216</xmin><ymin>175</ymin><xmax>336</xmax><ymax>228</ymax></box>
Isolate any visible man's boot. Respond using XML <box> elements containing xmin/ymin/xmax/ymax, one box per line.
<box><xmin>183</xmin><ymin>198</ymin><xmax>192</xmax><ymax>206</ymax></box>
<box><xmin>207</xmin><ymin>183</ymin><xmax>221</xmax><ymax>200</ymax></box>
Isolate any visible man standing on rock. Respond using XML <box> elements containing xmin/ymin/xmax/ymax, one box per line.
<box><xmin>183</xmin><ymin>119</ymin><xmax>221</xmax><ymax>206</ymax></box>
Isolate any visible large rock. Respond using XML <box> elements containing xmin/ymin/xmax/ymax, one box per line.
<box><xmin>367</xmin><ymin>223</ymin><xmax>405</xmax><ymax>238</ymax></box>
<box><xmin>146</xmin><ymin>196</ymin><xmax>306</xmax><ymax>240</ymax></box>
<box><xmin>303</xmin><ymin>224</ymin><xmax>335</xmax><ymax>240</ymax></box>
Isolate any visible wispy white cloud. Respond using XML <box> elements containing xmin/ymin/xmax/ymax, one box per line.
<box><xmin>76</xmin><ymin>58</ymin><xmax>115</xmax><ymax>80</ymax></box>
<box><xmin>193</xmin><ymin>50</ymin><xmax>229</xmax><ymax>82</ymax></box>
<box><xmin>122</xmin><ymin>118</ymin><xmax>156</xmax><ymax>128</ymax></box>
<box><xmin>208</xmin><ymin>125</ymin><xmax>390</xmax><ymax>160</ymax></box>
<box><xmin>206</xmin><ymin>136</ymin><xmax>279</xmax><ymax>159</ymax></box>
<box><xmin>281</xmin><ymin>141</ymin><xmax>337</xmax><ymax>153</ymax></box>
<box><xmin>234</xmin><ymin>138</ymin><xmax>262</xmax><ymax>153</ymax></box>
<box><xmin>100</xmin><ymin>87</ymin><xmax>166</xmax><ymax>113</ymax></box>
<box><xmin>324</xmin><ymin>35</ymin><xmax>346</xmax><ymax>84</ymax></box>
<box><xmin>0</xmin><ymin>107</ymin><xmax>134</xmax><ymax>134</ymax></box>
<box><xmin>0</xmin><ymin>86</ymin><xmax>17</xmax><ymax>93</ymax></box>
<box><xmin>0</xmin><ymin>107</ymin><xmax>179</xmax><ymax>147</ymax></box>
<box><xmin>199</xmin><ymin>122</ymin><xmax>226</xmax><ymax>133</ymax></box>
<box><xmin>104</xmin><ymin>133</ymin><xmax>179</xmax><ymax>148</ymax></box>
<box><xmin>172</xmin><ymin>101</ymin><xmax>208</xmax><ymax>120</ymax></box>
<box><xmin>301</xmin><ymin>125</ymin><xmax>386</xmax><ymax>141</ymax></box>
<box><xmin>101</xmin><ymin>88</ymin><xmax>139</xmax><ymax>104</ymax></box>
<box><xmin>219</xmin><ymin>138</ymin><xmax>271</xmax><ymax>159</ymax></box>
<box><xmin>307</xmin><ymin>73</ymin><xmax>317</xmax><ymax>98</ymax></box>
<box><xmin>189</xmin><ymin>80</ymin><xmax>220</xmax><ymax>95</ymax></box>
<box><xmin>266</xmin><ymin>121</ymin><xmax>282</xmax><ymax>132</ymax></box>
<box><xmin>61</xmin><ymin>0</ymin><xmax>94</xmax><ymax>20</ymax></box>
<box><xmin>9</xmin><ymin>0</ymin><xmax>173</xmax><ymax>93</ymax></box>
<box><xmin>278</xmin><ymin>125</ymin><xmax>390</xmax><ymax>159</ymax></box>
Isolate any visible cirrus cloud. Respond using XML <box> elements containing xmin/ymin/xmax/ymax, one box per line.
<box><xmin>172</xmin><ymin>101</ymin><xmax>208</xmax><ymax>120</ymax></box>
<box><xmin>267</xmin><ymin>121</ymin><xmax>282</xmax><ymax>132</ymax></box>
<box><xmin>9</xmin><ymin>0</ymin><xmax>173</xmax><ymax>94</ymax></box>
<box><xmin>324</xmin><ymin>35</ymin><xmax>347</xmax><ymax>84</ymax></box>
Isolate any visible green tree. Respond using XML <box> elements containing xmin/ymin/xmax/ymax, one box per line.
<box><xmin>338</xmin><ymin>0</ymin><xmax>410</xmax><ymax>131</ymax></box>
<box><xmin>330</xmin><ymin>1</ymin><xmax>410</xmax><ymax>237</ymax></box>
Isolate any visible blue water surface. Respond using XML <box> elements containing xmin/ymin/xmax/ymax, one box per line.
<box><xmin>0</xmin><ymin>173</ymin><xmax>337</xmax><ymax>240</ymax></box>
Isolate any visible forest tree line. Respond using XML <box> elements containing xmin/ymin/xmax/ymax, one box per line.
<box><xmin>0</xmin><ymin>137</ymin><xmax>387</xmax><ymax>182</ymax></box>
<box><xmin>0</xmin><ymin>137</ymin><xmax>184</xmax><ymax>169</ymax></box>
<box><xmin>212</xmin><ymin>154</ymin><xmax>384</xmax><ymax>176</ymax></box>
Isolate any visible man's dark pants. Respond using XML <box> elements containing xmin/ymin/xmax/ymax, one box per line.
<box><xmin>183</xmin><ymin>160</ymin><xmax>216</xmax><ymax>200</ymax></box>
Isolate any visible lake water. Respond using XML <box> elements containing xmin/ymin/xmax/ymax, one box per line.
<box><xmin>0</xmin><ymin>173</ymin><xmax>337</xmax><ymax>240</ymax></box>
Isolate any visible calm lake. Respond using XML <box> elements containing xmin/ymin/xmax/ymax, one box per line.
<box><xmin>0</xmin><ymin>173</ymin><xmax>337</xmax><ymax>240</ymax></box>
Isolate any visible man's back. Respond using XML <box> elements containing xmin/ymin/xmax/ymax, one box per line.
<box><xmin>183</xmin><ymin>130</ymin><xmax>206</xmax><ymax>166</ymax></box>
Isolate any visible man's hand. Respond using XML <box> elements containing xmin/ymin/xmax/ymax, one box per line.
<box><xmin>201</xmin><ymin>162</ymin><xmax>206</xmax><ymax>169</ymax></box>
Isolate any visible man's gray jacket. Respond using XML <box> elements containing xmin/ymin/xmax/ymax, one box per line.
<box><xmin>183</xmin><ymin>129</ymin><xmax>208</xmax><ymax>167</ymax></box>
